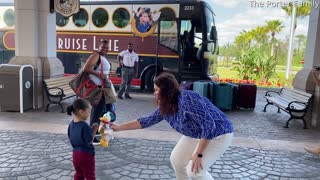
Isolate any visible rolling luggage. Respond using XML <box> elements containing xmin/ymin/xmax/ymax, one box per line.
<box><xmin>229</xmin><ymin>83</ymin><xmax>239</xmax><ymax>109</ymax></box>
<box><xmin>237</xmin><ymin>83</ymin><xmax>257</xmax><ymax>110</ymax></box>
<box><xmin>207</xmin><ymin>81</ymin><xmax>217</xmax><ymax>103</ymax></box>
<box><xmin>180</xmin><ymin>81</ymin><xmax>194</xmax><ymax>90</ymax></box>
<box><xmin>193</xmin><ymin>81</ymin><xmax>210</xmax><ymax>100</ymax></box>
<box><xmin>212</xmin><ymin>83</ymin><xmax>233</xmax><ymax>110</ymax></box>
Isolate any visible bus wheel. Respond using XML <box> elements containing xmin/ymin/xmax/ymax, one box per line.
<box><xmin>144</xmin><ymin>68</ymin><xmax>156</xmax><ymax>91</ymax></box>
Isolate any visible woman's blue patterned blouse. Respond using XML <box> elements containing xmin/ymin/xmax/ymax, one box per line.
<box><xmin>137</xmin><ymin>90</ymin><xmax>233</xmax><ymax>139</ymax></box>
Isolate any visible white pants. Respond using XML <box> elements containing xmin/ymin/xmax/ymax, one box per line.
<box><xmin>170</xmin><ymin>133</ymin><xmax>233</xmax><ymax>180</ymax></box>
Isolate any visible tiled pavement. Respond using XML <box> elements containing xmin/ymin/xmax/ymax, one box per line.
<box><xmin>0</xmin><ymin>131</ymin><xmax>320</xmax><ymax>180</ymax></box>
<box><xmin>0</xmin><ymin>89</ymin><xmax>320</xmax><ymax>179</ymax></box>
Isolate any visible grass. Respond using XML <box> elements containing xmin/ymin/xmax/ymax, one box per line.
<box><xmin>216</xmin><ymin>67</ymin><xmax>238</xmax><ymax>79</ymax></box>
<box><xmin>275</xmin><ymin>65</ymin><xmax>303</xmax><ymax>72</ymax></box>
<box><xmin>217</xmin><ymin>62</ymin><xmax>303</xmax><ymax>71</ymax></box>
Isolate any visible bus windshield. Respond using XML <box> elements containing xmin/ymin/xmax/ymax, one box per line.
<box><xmin>205</xmin><ymin>6</ymin><xmax>216</xmax><ymax>53</ymax></box>
<box><xmin>159</xmin><ymin>20</ymin><xmax>178</xmax><ymax>52</ymax></box>
<box><xmin>180</xmin><ymin>20</ymin><xmax>203</xmax><ymax>49</ymax></box>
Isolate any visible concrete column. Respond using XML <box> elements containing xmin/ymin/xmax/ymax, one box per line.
<box><xmin>39</xmin><ymin>0</ymin><xmax>64</xmax><ymax>78</ymax></box>
<box><xmin>293</xmin><ymin>2</ymin><xmax>320</xmax><ymax>127</ymax></box>
<box><xmin>9</xmin><ymin>0</ymin><xmax>64</xmax><ymax>108</ymax></box>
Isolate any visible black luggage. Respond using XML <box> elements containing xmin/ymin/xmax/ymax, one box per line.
<box><xmin>229</xmin><ymin>83</ymin><xmax>239</xmax><ymax>109</ymax></box>
<box><xmin>237</xmin><ymin>83</ymin><xmax>257</xmax><ymax>110</ymax></box>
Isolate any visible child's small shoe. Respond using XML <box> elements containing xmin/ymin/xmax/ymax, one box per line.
<box><xmin>92</xmin><ymin>138</ymin><xmax>100</xmax><ymax>146</ymax></box>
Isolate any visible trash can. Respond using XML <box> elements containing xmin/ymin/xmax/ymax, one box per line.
<box><xmin>0</xmin><ymin>64</ymin><xmax>34</xmax><ymax>113</ymax></box>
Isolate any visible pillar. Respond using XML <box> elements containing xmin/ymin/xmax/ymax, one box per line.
<box><xmin>9</xmin><ymin>0</ymin><xmax>64</xmax><ymax>108</ymax></box>
<box><xmin>292</xmin><ymin>2</ymin><xmax>320</xmax><ymax>127</ymax></box>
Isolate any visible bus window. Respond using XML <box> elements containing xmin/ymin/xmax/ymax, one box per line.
<box><xmin>159</xmin><ymin>7</ymin><xmax>176</xmax><ymax>19</ymax></box>
<box><xmin>73</xmin><ymin>8</ymin><xmax>88</xmax><ymax>27</ymax></box>
<box><xmin>205</xmin><ymin>7</ymin><xmax>216</xmax><ymax>53</ymax></box>
<box><xmin>112</xmin><ymin>8</ymin><xmax>130</xmax><ymax>28</ymax></box>
<box><xmin>159</xmin><ymin>20</ymin><xmax>178</xmax><ymax>52</ymax></box>
<box><xmin>92</xmin><ymin>8</ymin><xmax>108</xmax><ymax>28</ymax></box>
<box><xmin>205</xmin><ymin>8</ymin><xmax>215</xmax><ymax>35</ymax></box>
<box><xmin>159</xmin><ymin>7</ymin><xmax>176</xmax><ymax>30</ymax></box>
<box><xmin>4</xmin><ymin>9</ymin><xmax>15</xmax><ymax>27</ymax></box>
<box><xmin>195</xmin><ymin>30</ymin><xmax>202</xmax><ymax>48</ymax></box>
<box><xmin>56</xmin><ymin>13</ymin><xmax>69</xmax><ymax>27</ymax></box>
<box><xmin>180</xmin><ymin>20</ymin><xmax>191</xmax><ymax>35</ymax></box>
<box><xmin>180</xmin><ymin>19</ymin><xmax>203</xmax><ymax>61</ymax></box>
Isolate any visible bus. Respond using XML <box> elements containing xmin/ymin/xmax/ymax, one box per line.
<box><xmin>0</xmin><ymin>0</ymin><xmax>218</xmax><ymax>90</ymax></box>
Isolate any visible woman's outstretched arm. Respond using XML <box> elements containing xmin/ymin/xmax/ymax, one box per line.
<box><xmin>110</xmin><ymin>120</ymin><xmax>142</xmax><ymax>131</ymax></box>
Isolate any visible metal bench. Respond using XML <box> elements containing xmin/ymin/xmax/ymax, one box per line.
<box><xmin>43</xmin><ymin>75</ymin><xmax>76</xmax><ymax>113</ymax></box>
<box><xmin>263</xmin><ymin>87</ymin><xmax>313</xmax><ymax>129</ymax></box>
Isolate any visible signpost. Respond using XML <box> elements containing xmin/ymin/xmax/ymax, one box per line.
<box><xmin>285</xmin><ymin>3</ymin><xmax>296</xmax><ymax>80</ymax></box>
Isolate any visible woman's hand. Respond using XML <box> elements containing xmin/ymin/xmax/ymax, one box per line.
<box><xmin>191</xmin><ymin>153</ymin><xmax>203</xmax><ymax>174</ymax></box>
<box><xmin>109</xmin><ymin>120</ymin><xmax>142</xmax><ymax>131</ymax></box>
<box><xmin>109</xmin><ymin>123</ymin><xmax>122</xmax><ymax>131</ymax></box>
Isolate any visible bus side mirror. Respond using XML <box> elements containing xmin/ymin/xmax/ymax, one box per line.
<box><xmin>210</xmin><ymin>26</ymin><xmax>218</xmax><ymax>54</ymax></box>
<box><xmin>210</xmin><ymin>26</ymin><xmax>217</xmax><ymax>42</ymax></box>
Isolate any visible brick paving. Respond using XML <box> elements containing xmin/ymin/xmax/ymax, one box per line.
<box><xmin>0</xmin><ymin>89</ymin><xmax>320</xmax><ymax>179</ymax></box>
<box><xmin>0</xmin><ymin>130</ymin><xmax>319</xmax><ymax>180</ymax></box>
<box><xmin>0</xmin><ymin>89</ymin><xmax>319</xmax><ymax>142</ymax></box>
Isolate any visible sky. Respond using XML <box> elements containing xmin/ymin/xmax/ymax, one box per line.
<box><xmin>211</xmin><ymin>0</ymin><xmax>311</xmax><ymax>45</ymax></box>
<box><xmin>0</xmin><ymin>0</ymin><xmax>312</xmax><ymax>46</ymax></box>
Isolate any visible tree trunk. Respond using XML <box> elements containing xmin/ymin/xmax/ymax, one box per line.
<box><xmin>270</xmin><ymin>32</ymin><xmax>275</xmax><ymax>56</ymax></box>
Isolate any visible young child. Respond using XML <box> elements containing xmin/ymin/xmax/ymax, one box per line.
<box><xmin>67</xmin><ymin>98</ymin><xmax>99</xmax><ymax>180</ymax></box>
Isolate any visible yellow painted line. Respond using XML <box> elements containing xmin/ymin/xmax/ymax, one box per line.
<box><xmin>57</xmin><ymin>30</ymin><xmax>157</xmax><ymax>35</ymax></box>
<box><xmin>57</xmin><ymin>49</ymin><xmax>178</xmax><ymax>58</ymax></box>
<box><xmin>0</xmin><ymin>28</ymin><xmax>14</xmax><ymax>31</ymax></box>
<box><xmin>139</xmin><ymin>54</ymin><xmax>179</xmax><ymax>58</ymax></box>
<box><xmin>57</xmin><ymin>49</ymin><xmax>91</xmax><ymax>54</ymax></box>
<box><xmin>57</xmin><ymin>31</ymin><xmax>135</xmax><ymax>36</ymax></box>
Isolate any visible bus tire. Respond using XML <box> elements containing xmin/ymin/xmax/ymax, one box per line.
<box><xmin>144</xmin><ymin>68</ymin><xmax>156</xmax><ymax>91</ymax></box>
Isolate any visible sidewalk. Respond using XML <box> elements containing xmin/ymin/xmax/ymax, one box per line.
<box><xmin>0</xmin><ymin>90</ymin><xmax>319</xmax><ymax>179</ymax></box>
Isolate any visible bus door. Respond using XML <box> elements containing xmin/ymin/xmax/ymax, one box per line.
<box><xmin>178</xmin><ymin>18</ymin><xmax>204</xmax><ymax>80</ymax></box>
<box><xmin>157</xmin><ymin>19</ymin><xmax>179</xmax><ymax>74</ymax></box>
<box><xmin>179</xmin><ymin>2</ymin><xmax>212</xmax><ymax>81</ymax></box>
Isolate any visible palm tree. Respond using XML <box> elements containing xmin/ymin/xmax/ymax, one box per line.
<box><xmin>265</xmin><ymin>20</ymin><xmax>284</xmax><ymax>56</ymax></box>
<box><xmin>251</xmin><ymin>26</ymin><xmax>268</xmax><ymax>46</ymax></box>
<box><xmin>235</xmin><ymin>30</ymin><xmax>253</xmax><ymax>49</ymax></box>
<box><xmin>282</xmin><ymin>1</ymin><xmax>310</xmax><ymax>30</ymax></box>
<box><xmin>246</xmin><ymin>30</ymin><xmax>255</xmax><ymax>47</ymax></box>
<box><xmin>235</xmin><ymin>32</ymin><xmax>247</xmax><ymax>49</ymax></box>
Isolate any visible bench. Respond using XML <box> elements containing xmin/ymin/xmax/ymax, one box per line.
<box><xmin>43</xmin><ymin>75</ymin><xmax>76</xmax><ymax>113</ymax></box>
<box><xmin>263</xmin><ymin>87</ymin><xmax>313</xmax><ymax>129</ymax></box>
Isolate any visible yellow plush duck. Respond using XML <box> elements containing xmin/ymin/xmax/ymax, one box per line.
<box><xmin>99</xmin><ymin>112</ymin><xmax>115</xmax><ymax>147</ymax></box>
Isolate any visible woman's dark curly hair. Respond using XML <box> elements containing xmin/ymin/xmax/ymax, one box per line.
<box><xmin>154</xmin><ymin>72</ymin><xmax>180</xmax><ymax>115</ymax></box>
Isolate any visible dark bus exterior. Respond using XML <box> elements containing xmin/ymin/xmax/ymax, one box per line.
<box><xmin>0</xmin><ymin>0</ymin><xmax>218</xmax><ymax>90</ymax></box>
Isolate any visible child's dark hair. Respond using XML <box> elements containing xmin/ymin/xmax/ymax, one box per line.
<box><xmin>66</xmin><ymin>98</ymin><xmax>90</xmax><ymax>116</ymax></box>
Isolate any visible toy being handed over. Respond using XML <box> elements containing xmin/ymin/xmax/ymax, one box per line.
<box><xmin>98</xmin><ymin>111</ymin><xmax>116</xmax><ymax>147</ymax></box>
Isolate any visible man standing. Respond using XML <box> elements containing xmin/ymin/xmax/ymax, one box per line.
<box><xmin>117</xmin><ymin>43</ymin><xmax>139</xmax><ymax>99</ymax></box>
